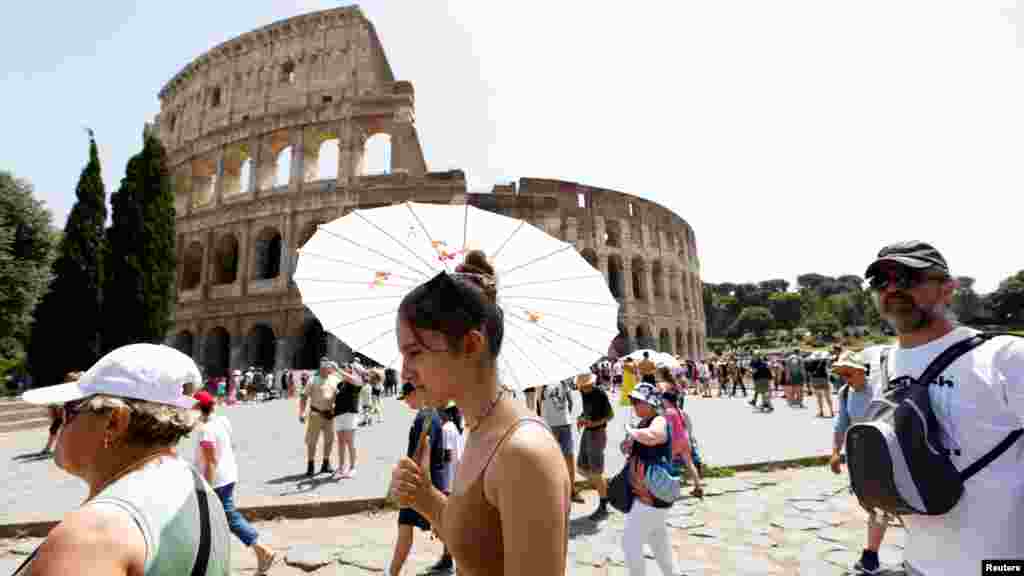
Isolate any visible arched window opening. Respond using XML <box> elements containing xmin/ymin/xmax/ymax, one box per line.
<box><xmin>280</xmin><ymin>61</ymin><xmax>296</xmax><ymax>85</ymax></box>
<box><xmin>607</xmin><ymin>256</ymin><xmax>624</xmax><ymax>299</ymax></box>
<box><xmin>221</xmin><ymin>144</ymin><xmax>250</xmax><ymax>197</ymax></box>
<box><xmin>652</xmin><ymin>261</ymin><xmax>664</xmax><ymax>299</ymax></box>
<box><xmin>247</xmin><ymin>325</ymin><xmax>276</xmax><ymax>372</ymax></box>
<box><xmin>361</xmin><ymin>133</ymin><xmax>391</xmax><ymax>175</ymax></box>
<box><xmin>275</xmin><ymin>146</ymin><xmax>292</xmax><ymax>188</ymax></box>
<box><xmin>214</xmin><ymin>234</ymin><xmax>239</xmax><ymax>285</ymax></box>
<box><xmin>203</xmin><ymin>327</ymin><xmax>230</xmax><ymax>378</ymax></box>
<box><xmin>190</xmin><ymin>157</ymin><xmax>217</xmax><ymax>207</ymax></box>
<box><xmin>182</xmin><ymin>242</ymin><xmax>203</xmax><ymax>290</ymax></box>
<box><xmin>317</xmin><ymin>138</ymin><xmax>340</xmax><ymax>180</ymax></box>
<box><xmin>296</xmin><ymin>318</ymin><xmax>327</xmax><ymax>370</ymax></box>
<box><xmin>254</xmin><ymin>228</ymin><xmax>283</xmax><ymax>280</ymax></box>
<box><xmin>605</xmin><ymin>220</ymin><xmax>621</xmax><ymax>248</ymax></box>
<box><xmin>631</xmin><ymin>258</ymin><xmax>645</xmax><ymax>300</ymax></box>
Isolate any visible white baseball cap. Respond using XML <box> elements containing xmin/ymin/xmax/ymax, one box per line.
<box><xmin>22</xmin><ymin>343</ymin><xmax>200</xmax><ymax>409</ymax></box>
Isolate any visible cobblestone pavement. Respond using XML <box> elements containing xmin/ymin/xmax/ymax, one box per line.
<box><xmin>0</xmin><ymin>466</ymin><xmax>907</xmax><ymax>575</ymax></box>
<box><xmin>1</xmin><ymin>385</ymin><xmax>839</xmax><ymax>525</ymax></box>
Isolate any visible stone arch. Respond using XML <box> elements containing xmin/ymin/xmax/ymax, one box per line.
<box><xmin>213</xmin><ymin>234</ymin><xmax>239</xmax><ymax>285</ymax></box>
<box><xmin>580</xmin><ymin>248</ymin><xmax>598</xmax><ymax>270</ymax></box>
<box><xmin>247</xmin><ymin>324</ymin><xmax>276</xmax><ymax>371</ymax></box>
<box><xmin>254</xmin><ymin>227</ymin><xmax>283</xmax><ymax>280</ymax></box>
<box><xmin>360</xmin><ymin>133</ymin><xmax>392</xmax><ymax>175</ymax></box>
<box><xmin>181</xmin><ymin>241</ymin><xmax>203</xmax><ymax>290</ymax></box>
<box><xmin>607</xmin><ymin>254</ymin><xmax>624</xmax><ymax>299</ymax></box>
<box><xmin>190</xmin><ymin>155</ymin><xmax>217</xmax><ymax>207</ymax></box>
<box><xmin>659</xmin><ymin>327</ymin><xmax>672</xmax><ymax>353</ymax></box>
<box><xmin>631</xmin><ymin>256</ymin><xmax>646</xmax><ymax>301</ymax></box>
<box><xmin>295</xmin><ymin>316</ymin><xmax>327</xmax><ymax>370</ymax></box>
<box><xmin>604</xmin><ymin>219</ymin><xmax>621</xmax><ymax>247</ymax></box>
<box><xmin>221</xmin><ymin>143</ymin><xmax>250</xmax><ymax>197</ymax></box>
<box><xmin>315</xmin><ymin>137</ymin><xmax>340</xmax><ymax>181</ymax></box>
<box><xmin>687</xmin><ymin>329</ymin><xmax>698</xmax><ymax>361</ymax></box>
<box><xmin>175</xmin><ymin>330</ymin><xmax>194</xmax><ymax>358</ymax></box>
<box><xmin>651</xmin><ymin>260</ymin><xmax>664</xmax><ymax>299</ymax></box>
<box><xmin>676</xmin><ymin>327</ymin><xmax>685</xmax><ymax>356</ymax></box>
<box><xmin>203</xmin><ymin>326</ymin><xmax>230</xmax><ymax>378</ymax></box>
<box><xmin>669</xmin><ymin>266</ymin><xmax>680</xmax><ymax>301</ymax></box>
<box><xmin>301</xmin><ymin>128</ymin><xmax>340</xmax><ymax>183</ymax></box>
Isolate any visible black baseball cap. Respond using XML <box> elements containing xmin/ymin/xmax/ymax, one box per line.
<box><xmin>865</xmin><ymin>241</ymin><xmax>949</xmax><ymax>278</ymax></box>
<box><xmin>398</xmin><ymin>382</ymin><xmax>416</xmax><ymax>400</ymax></box>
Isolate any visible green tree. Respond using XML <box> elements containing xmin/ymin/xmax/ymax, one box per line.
<box><xmin>988</xmin><ymin>271</ymin><xmax>1024</xmax><ymax>325</ymax></box>
<box><xmin>768</xmin><ymin>292</ymin><xmax>803</xmax><ymax>330</ymax></box>
<box><xmin>759</xmin><ymin>279</ymin><xmax>789</xmax><ymax>294</ymax></box>
<box><xmin>825</xmin><ymin>293</ymin><xmax>862</xmax><ymax>327</ymax></box>
<box><xmin>28</xmin><ymin>131</ymin><xmax>107</xmax><ymax>386</ymax></box>
<box><xmin>0</xmin><ymin>173</ymin><xmax>57</xmax><ymax>360</ymax></box>
<box><xmin>806</xmin><ymin>311</ymin><xmax>841</xmax><ymax>339</ymax></box>
<box><xmin>102</xmin><ymin>129</ymin><xmax>176</xmax><ymax>352</ymax></box>
<box><xmin>730</xmin><ymin>306</ymin><xmax>775</xmax><ymax>338</ymax></box>
<box><xmin>951</xmin><ymin>276</ymin><xmax>982</xmax><ymax>324</ymax></box>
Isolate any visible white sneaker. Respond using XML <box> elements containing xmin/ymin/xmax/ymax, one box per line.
<box><xmin>344</xmin><ymin>468</ymin><xmax>357</xmax><ymax>478</ymax></box>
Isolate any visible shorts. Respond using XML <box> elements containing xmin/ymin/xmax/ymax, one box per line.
<box><xmin>754</xmin><ymin>379</ymin><xmax>772</xmax><ymax>395</ymax></box>
<box><xmin>641</xmin><ymin>374</ymin><xmax>656</xmax><ymax>385</ymax></box>
<box><xmin>577</xmin><ymin>428</ymin><xmax>607</xmax><ymax>474</ymax></box>
<box><xmin>550</xmin><ymin>424</ymin><xmax>574</xmax><ymax>457</ymax></box>
<box><xmin>335</xmin><ymin>412</ymin><xmax>358</xmax><ymax>431</ymax></box>
<box><xmin>810</xmin><ymin>378</ymin><xmax>829</xmax><ymax>391</ymax></box>
<box><xmin>398</xmin><ymin>507</ymin><xmax>431</xmax><ymax>531</ymax></box>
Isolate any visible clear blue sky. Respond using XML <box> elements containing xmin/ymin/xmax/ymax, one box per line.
<box><xmin>3</xmin><ymin>1</ymin><xmax>1023</xmax><ymax>295</ymax></box>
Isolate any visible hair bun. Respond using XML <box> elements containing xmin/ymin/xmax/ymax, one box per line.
<box><xmin>454</xmin><ymin>249</ymin><xmax>497</xmax><ymax>303</ymax></box>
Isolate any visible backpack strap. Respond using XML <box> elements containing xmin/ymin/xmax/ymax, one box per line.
<box><xmin>961</xmin><ymin>429</ymin><xmax>1024</xmax><ymax>482</ymax></box>
<box><xmin>190</xmin><ymin>466</ymin><xmax>212</xmax><ymax>576</ymax></box>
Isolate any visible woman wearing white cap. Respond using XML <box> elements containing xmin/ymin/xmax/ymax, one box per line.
<box><xmin>14</xmin><ymin>343</ymin><xmax>231</xmax><ymax>576</ymax></box>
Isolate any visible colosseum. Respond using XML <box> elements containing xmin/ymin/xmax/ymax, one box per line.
<box><xmin>157</xmin><ymin>5</ymin><xmax>706</xmax><ymax>378</ymax></box>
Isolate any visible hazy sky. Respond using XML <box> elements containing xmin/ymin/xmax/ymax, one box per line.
<box><xmin>3</xmin><ymin>1</ymin><xmax>1022</xmax><ymax>294</ymax></box>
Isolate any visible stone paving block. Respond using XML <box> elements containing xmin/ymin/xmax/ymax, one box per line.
<box><xmin>816</xmin><ymin>528</ymin><xmax>857</xmax><ymax>543</ymax></box>
<box><xmin>789</xmin><ymin>500</ymin><xmax>830</xmax><ymax>513</ymax></box>
<box><xmin>799</xmin><ymin>557</ymin><xmax>843</xmax><ymax>576</ymax></box>
<box><xmin>810</xmin><ymin>511</ymin><xmax>847</xmax><ymax>527</ymax></box>
<box><xmin>745</xmin><ymin>534</ymin><xmax>779</xmax><ymax>548</ymax></box>
<box><xmin>285</xmin><ymin>544</ymin><xmax>336</xmax><ymax>571</ymax></box>
<box><xmin>823</xmin><ymin>548</ymin><xmax>860</xmax><ymax>569</ymax></box>
<box><xmin>689</xmin><ymin>527</ymin><xmax>724</xmax><ymax>539</ymax></box>
<box><xmin>733</xmin><ymin>553</ymin><xmax>782</xmax><ymax>575</ymax></box>
<box><xmin>338</xmin><ymin>546</ymin><xmax>389</xmax><ymax>572</ymax></box>
<box><xmin>667</xmin><ymin>517</ymin><xmax>705</xmax><ymax>530</ymax></box>
<box><xmin>771</xmin><ymin>515</ymin><xmax>827</xmax><ymax>531</ymax></box>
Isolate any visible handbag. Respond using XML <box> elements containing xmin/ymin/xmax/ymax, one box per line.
<box><xmin>643</xmin><ymin>420</ymin><xmax>682</xmax><ymax>504</ymax></box>
<box><xmin>607</xmin><ymin>461</ymin><xmax>634</xmax><ymax>513</ymax></box>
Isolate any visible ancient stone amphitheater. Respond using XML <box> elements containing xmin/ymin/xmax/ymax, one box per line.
<box><xmin>157</xmin><ymin>6</ymin><xmax>706</xmax><ymax>378</ymax></box>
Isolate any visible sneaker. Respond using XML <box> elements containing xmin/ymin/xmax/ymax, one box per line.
<box><xmin>852</xmin><ymin>559</ymin><xmax>881</xmax><ymax>574</ymax></box>
<box><xmin>306</xmin><ymin>461</ymin><xmax>315</xmax><ymax>477</ymax></box>
<box><xmin>588</xmin><ymin>506</ymin><xmax>609</xmax><ymax>522</ymax></box>
<box><xmin>421</xmin><ymin>555</ymin><xmax>454</xmax><ymax>575</ymax></box>
<box><xmin>320</xmin><ymin>461</ymin><xmax>334</xmax><ymax>475</ymax></box>
<box><xmin>343</xmin><ymin>467</ymin><xmax>357</xmax><ymax>479</ymax></box>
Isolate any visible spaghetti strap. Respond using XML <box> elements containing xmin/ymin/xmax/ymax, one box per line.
<box><xmin>483</xmin><ymin>416</ymin><xmax>548</xmax><ymax>470</ymax></box>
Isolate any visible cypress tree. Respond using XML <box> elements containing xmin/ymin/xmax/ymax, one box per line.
<box><xmin>102</xmin><ymin>128</ymin><xmax>176</xmax><ymax>352</ymax></box>
<box><xmin>28</xmin><ymin>131</ymin><xmax>107</xmax><ymax>386</ymax></box>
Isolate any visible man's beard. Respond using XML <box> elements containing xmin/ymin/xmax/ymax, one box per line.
<box><xmin>875</xmin><ymin>292</ymin><xmax>939</xmax><ymax>334</ymax></box>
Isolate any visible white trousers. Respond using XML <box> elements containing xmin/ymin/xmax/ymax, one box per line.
<box><xmin>622</xmin><ymin>500</ymin><xmax>675</xmax><ymax>576</ymax></box>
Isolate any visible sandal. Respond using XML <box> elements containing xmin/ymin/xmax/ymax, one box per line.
<box><xmin>691</xmin><ymin>486</ymin><xmax>704</xmax><ymax>499</ymax></box>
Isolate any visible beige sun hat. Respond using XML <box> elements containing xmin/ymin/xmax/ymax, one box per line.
<box><xmin>831</xmin><ymin>351</ymin><xmax>868</xmax><ymax>372</ymax></box>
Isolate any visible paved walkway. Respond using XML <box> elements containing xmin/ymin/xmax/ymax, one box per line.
<box><xmin>1</xmin><ymin>386</ymin><xmax>839</xmax><ymax>525</ymax></box>
<box><xmin>0</xmin><ymin>466</ymin><xmax>907</xmax><ymax>575</ymax></box>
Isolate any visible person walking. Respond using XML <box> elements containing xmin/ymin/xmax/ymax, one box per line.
<box><xmin>858</xmin><ymin>241</ymin><xmax>1024</xmax><ymax>575</ymax></box>
<box><xmin>619</xmin><ymin>383</ymin><xmax>677</xmax><ymax>576</ymax></box>
<box><xmin>577</xmin><ymin>372</ymin><xmax>615</xmax><ymax>520</ymax></box>
<box><xmin>388</xmin><ymin>251</ymin><xmax>570</xmax><ymax>576</ymax></box>
<box><xmin>193</xmin><ymin>391</ymin><xmax>277</xmax><ymax>574</ymax></box>
<box><xmin>785</xmin><ymin>350</ymin><xmax>807</xmax><ymax>407</ymax></box>
<box><xmin>17</xmin><ymin>344</ymin><xmax>232</xmax><ymax>575</ymax></box>
<box><xmin>388</xmin><ymin>383</ymin><xmax>450</xmax><ymax>576</ymax></box>
<box><xmin>808</xmin><ymin>355</ymin><xmax>834</xmax><ymax>418</ymax></box>
<box><xmin>333</xmin><ymin>365</ymin><xmax>364</xmax><ymax>478</ymax></box>
<box><xmin>299</xmin><ymin>358</ymin><xmax>339</xmax><ymax>477</ymax></box>
<box><xmin>827</xmin><ymin>350</ymin><xmax>891</xmax><ymax>574</ymax></box>
<box><xmin>749</xmin><ymin>355</ymin><xmax>775</xmax><ymax>412</ymax></box>
<box><xmin>638</xmin><ymin>352</ymin><xmax>657</xmax><ymax>385</ymax></box>
<box><xmin>536</xmin><ymin>378</ymin><xmax>585</xmax><ymax>504</ymax></box>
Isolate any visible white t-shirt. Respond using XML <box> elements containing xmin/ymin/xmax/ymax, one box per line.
<box><xmin>194</xmin><ymin>415</ymin><xmax>239</xmax><ymax>489</ymax></box>
<box><xmin>870</xmin><ymin>327</ymin><xmax>1024</xmax><ymax>575</ymax></box>
<box><xmin>539</xmin><ymin>381</ymin><xmax>573</xmax><ymax>427</ymax></box>
<box><xmin>442</xmin><ymin>421</ymin><xmax>464</xmax><ymax>489</ymax></box>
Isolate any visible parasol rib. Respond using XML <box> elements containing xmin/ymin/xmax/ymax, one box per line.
<box><xmin>317</xmin><ymin>224</ymin><xmax>432</xmax><ymax>279</ymax></box>
<box><xmin>356</xmin><ymin>206</ymin><xmax>439</xmax><ymax>275</ymax></box>
<box><xmin>293</xmin><ymin>251</ymin><xmax>422</xmax><ymax>283</ymax></box>
<box><xmin>500</xmin><ymin>273</ymin><xmax>607</xmax><ymax>290</ymax></box>
<box><xmin>302</xmin><ymin>295</ymin><xmax>405</xmax><ymax>305</ymax></box>
<box><xmin>500</xmin><ymin>295</ymin><xmax>619</xmax><ymax>308</ymax></box>
<box><xmin>326</xmin><ymin>309</ymin><xmax>401</xmax><ymax>332</ymax></box>
<box><xmin>403</xmin><ymin>202</ymin><xmax>451</xmax><ymax>274</ymax></box>
<box><xmin>292</xmin><ymin>277</ymin><xmax>419</xmax><ymax>289</ymax></box>
<box><xmin>501</xmin><ymin>302</ymin><xmax>617</xmax><ymax>333</ymax></box>
<box><xmin>497</xmin><ymin>242</ymin><xmax>577</xmax><ymax>280</ymax></box>
<box><xmin>490</xmin><ymin>220</ymin><xmax>526</xmax><ymax>262</ymax></box>
<box><xmin>504</xmin><ymin>312</ymin><xmax>610</xmax><ymax>360</ymax></box>
<box><xmin>500</xmin><ymin>331</ymin><xmax>554</xmax><ymax>389</ymax></box>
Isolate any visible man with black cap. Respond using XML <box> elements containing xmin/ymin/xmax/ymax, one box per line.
<box><xmin>862</xmin><ymin>241</ymin><xmax>1024</xmax><ymax>575</ymax></box>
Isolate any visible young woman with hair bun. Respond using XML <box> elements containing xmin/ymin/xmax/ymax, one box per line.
<box><xmin>389</xmin><ymin>249</ymin><xmax>570</xmax><ymax>576</ymax></box>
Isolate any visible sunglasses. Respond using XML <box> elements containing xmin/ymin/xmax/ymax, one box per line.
<box><xmin>62</xmin><ymin>396</ymin><xmax>95</xmax><ymax>425</ymax></box>
<box><xmin>867</xmin><ymin>268</ymin><xmax>947</xmax><ymax>291</ymax></box>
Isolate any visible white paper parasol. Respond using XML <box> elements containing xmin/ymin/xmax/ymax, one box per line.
<box><xmin>293</xmin><ymin>202</ymin><xmax>620</xmax><ymax>390</ymax></box>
